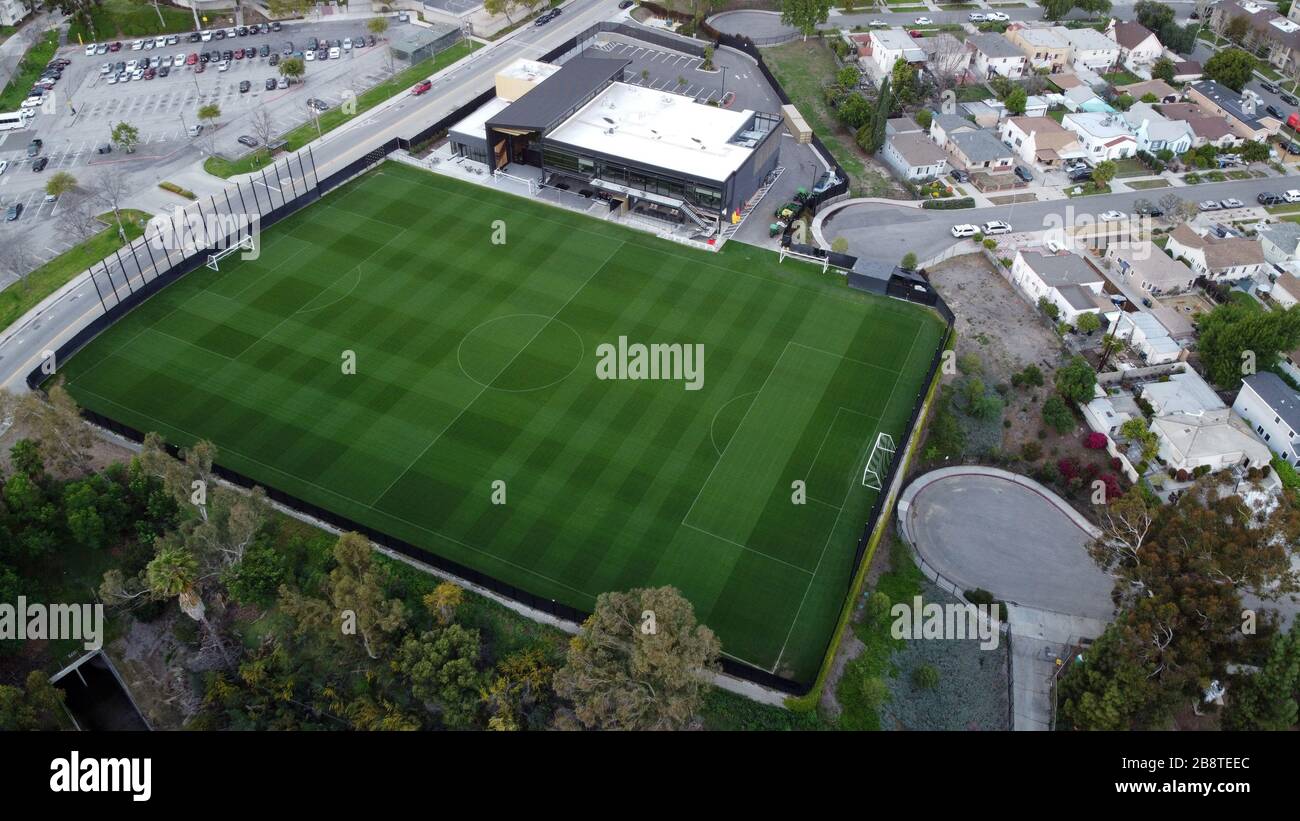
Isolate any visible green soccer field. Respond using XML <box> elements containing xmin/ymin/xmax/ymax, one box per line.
<box><xmin>60</xmin><ymin>162</ymin><xmax>946</xmax><ymax>683</ymax></box>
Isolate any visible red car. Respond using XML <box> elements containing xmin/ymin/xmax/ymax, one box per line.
<box><xmin>411</xmin><ymin>80</ymin><xmax>432</xmax><ymax>96</ymax></box>
<box><xmin>908</xmin><ymin>29</ymin><xmax>922</xmax><ymax>37</ymax></box>
<box><xmin>109</xmin><ymin>41</ymin><xmax>122</xmax><ymax>52</ymax></box>
<box><xmin>186</xmin><ymin>52</ymin><xmax>198</xmax><ymax>65</ymax></box>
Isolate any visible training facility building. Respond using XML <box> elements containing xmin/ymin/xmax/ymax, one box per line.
<box><xmin>389</xmin><ymin>23</ymin><xmax>463</xmax><ymax>64</ymax></box>
<box><xmin>446</xmin><ymin>55</ymin><xmax>783</xmax><ymax>231</ymax></box>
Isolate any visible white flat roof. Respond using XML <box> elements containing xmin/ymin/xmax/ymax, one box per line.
<box><xmin>499</xmin><ymin>58</ymin><xmax>561</xmax><ymax>84</ymax></box>
<box><xmin>448</xmin><ymin>96</ymin><xmax>511</xmax><ymax>143</ymax></box>
<box><xmin>546</xmin><ymin>82</ymin><xmax>756</xmax><ymax>183</ymax></box>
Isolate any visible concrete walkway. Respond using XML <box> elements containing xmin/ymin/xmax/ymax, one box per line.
<box><xmin>897</xmin><ymin>466</ymin><xmax>1114</xmax><ymax>730</ymax></box>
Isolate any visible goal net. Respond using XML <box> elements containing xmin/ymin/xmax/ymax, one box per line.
<box><xmin>206</xmin><ymin>234</ymin><xmax>255</xmax><ymax>271</ymax></box>
<box><xmin>861</xmin><ymin>432</ymin><xmax>897</xmax><ymax>491</ymax></box>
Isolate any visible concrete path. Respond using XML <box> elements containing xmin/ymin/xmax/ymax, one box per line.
<box><xmin>898</xmin><ymin>467</ymin><xmax>1115</xmax><ymax>730</ymax></box>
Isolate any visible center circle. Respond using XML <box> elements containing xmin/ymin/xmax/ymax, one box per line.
<box><xmin>457</xmin><ymin>313</ymin><xmax>585</xmax><ymax>393</ymax></box>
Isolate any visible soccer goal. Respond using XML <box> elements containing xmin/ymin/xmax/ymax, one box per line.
<box><xmin>861</xmin><ymin>432</ymin><xmax>897</xmax><ymax>491</ymax></box>
<box><xmin>206</xmin><ymin>234</ymin><xmax>255</xmax><ymax>271</ymax></box>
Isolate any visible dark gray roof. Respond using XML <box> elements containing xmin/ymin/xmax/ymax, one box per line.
<box><xmin>1243</xmin><ymin>372</ymin><xmax>1300</xmax><ymax>432</ymax></box>
<box><xmin>949</xmin><ymin>128</ymin><xmax>1011</xmax><ymax>163</ymax></box>
<box><xmin>1190</xmin><ymin>79</ymin><xmax>1269</xmax><ymax>130</ymax></box>
<box><xmin>487</xmin><ymin>56</ymin><xmax>630</xmax><ymax>133</ymax></box>
<box><xmin>969</xmin><ymin>33</ymin><xmax>1023</xmax><ymax>59</ymax></box>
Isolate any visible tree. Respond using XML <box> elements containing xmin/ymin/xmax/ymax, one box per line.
<box><xmin>279</xmin><ymin>532</ymin><xmax>405</xmax><ymax>660</ymax></box>
<box><xmin>1041</xmin><ymin>0</ymin><xmax>1073</xmax><ymax>20</ymax></box>
<box><xmin>1037</xmin><ymin>296</ymin><xmax>1060</xmax><ymax>321</ymax></box>
<box><xmin>278</xmin><ymin>56</ymin><xmax>306</xmax><ymax>85</ymax></box>
<box><xmin>198</xmin><ymin>102</ymin><xmax>222</xmax><ymax>154</ymax></box>
<box><xmin>901</xmin><ymin>251</ymin><xmax>917</xmax><ymax>269</ymax></box>
<box><xmin>1041</xmin><ymin>394</ymin><xmax>1074</xmax><ymax>434</ymax></box>
<box><xmin>0</xmin><ymin>386</ymin><xmax>96</xmax><ymax>476</ymax></box>
<box><xmin>1055</xmin><ymin>355</ymin><xmax>1097</xmax><ymax>403</ymax></box>
<box><xmin>111</xmin><ymin>121</ymin><xmax>140</xmax><ymax>155</ymax></box>
<box><xmin>1134</xmin><ymin>0</ymin><xmax>1175</xmax><ymax>32</ymax></box>
<box><xmin>44</xmin><ymin>171</ymin><xmax>77</xmax><ymax>200</ymax></box>
<box><xmin>1157</xmin><ymin>193</ymin><xmax>1195</xmax><ymax>225</ymax></box>
<box><xmin>1078</xmin><ymin>0</ymin><xmax>1111</xmax><ymax>17</ymax></box>
<box><xmin>1197</xmin><ymin>303</ymin><xmax>1300</xmax><ymax>388</ymax></box>
<box><xmin>553</xmin><ymin>586</ymin><xmax>721</xmax><ymax>730</ymax></box>
<box><xmin>1113</xmin><ymin>93</ymin><xmax>1134</xmax><ymax>112</ymax></box>
<box><xmin>394</xmin><ymin>624</ymin><xmax>486</xmax><ymax>729</ymax></box>
<box><xmin>249</xmin><ymin>105</ymin><xmax>277</xmax><ymax>164</ymax></box>
<box><xmin>1119</xmin><ymin>417</ymin><xmax>1159</xmax><ymax>463</ymax></box>
<box><xmin>780</xmin><ymin>0</ymin><xmax>832</xmax><ymax>39</ymax></box>
<box><xmin>0</xmin><ymin>234</ymin><xmax>36</xmax><ymax>292</ymax></box>
<box><xmin>1152</xmin><ymin>56</ymin><xmax>1176</xmax><ymax>83</ymax></box>
<box><xmin>423</xmin><ymin>581</ymin><xmax>464</xmax><ymax>626</ymax></box>
<box><xmin>1221</xmin><ymin>624</ymin><xmax>1300</xmax><ymax>731</ymax></box>
<box><xmin>1241</xmin><ymin>140</ymin><xmax>1270</xmax><ymax>163</ymax></box>
<box><xmin>1076</xmin><ymin>312</ymin><xmax>1102</xmax><ymax>334</ymax></box>
<box><xmin>1203</xmin><ymin>48</ymin><xmax>1256</xmax><ymax>91</ymax></box>
<box><xmin>1005</xmin><ymin>86</ymin><xmax>1027</xmax><ymax>116</ymax></box>
<box><xmin>483</xmin><ymin>0</ymin><xmax>516</xmax><ymax>23</ymax></box>
<box><xmin>1092</xmin><ymin>159</ymin><xmax>1117</xmax><ymax>187</ymax></box>
<box><xmin>0</xmin><ymin>671</ymin><xmax>66</xmax><ymax>730</ymax></box>
<box><xmin>89</xmin><ymin>167</ymin><xmax>132</xmax><ymax>240</ymax></box>
<box><xmin>56</xmin><ymin>191</ymin><xmax>103</xmax><ymax>242</ymax></box>
<box><xmin>891</xmin><ymin>58</ymin><xmax>919</xmax><ymax>107</ymax></box>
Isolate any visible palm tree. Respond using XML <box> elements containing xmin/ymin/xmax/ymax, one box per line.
<box><xmin>279</xmin><ymin>56</ymin><xmax>306</xmax><ymax>86</ymax></box>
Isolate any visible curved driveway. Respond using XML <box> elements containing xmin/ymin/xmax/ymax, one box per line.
<box><xmin>899</xmin><ymin>468</ymin><xmax>1114</xmax><ymax>621</ymax></box>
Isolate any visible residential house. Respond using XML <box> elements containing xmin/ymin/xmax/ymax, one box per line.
<box><xmin>1152</xmin><ymin>410</ymin><xmax>1272</xmax><ymax>472</ymax></box>
<box><xmin>1057</xmin><ymin>25</ymin><xmax>1121</xmax><ymax>71</ymax></box>
<box><xmin>886</xmin><ymin>116</ymin><xmax>923</xmax><ymax>137</ymax></box>
<box><xmin>882</xmin><ymin>131</ymin><xmax>950</xmax><ymax>180</ymax></box>
<box><xmin>1280</xmin><ymin>347</ymin><xmax>1300</xmax><ymax>383</ymax></box>
<box><xmin>968</xmin><ymin>33</ymin><xmax>1028</xmax><ymax>79</ymax></box>
<box><xmin>1106</xmin><ymin>241</ymin><xmax>1197</xmax><ymax>295</ymax></box>
<box><xmin>1272</xmin><ymin>272</ymin><xmax>1300</xmax><ymax>308</ymax></box>
<box><xmin>946</xmin><ymin>128</ymin><xmax>1016</xmax><ymax>174</ymax></box>
<box><xmin>1210</xmin><ymin>0</ymin><xmax>1300</xmax><ymax>73</ymax></box>
<box><xmin>1062</xmin><ymin>111</ymin><xmax>1139</xmax><ymax>160</ymax></box>
<box><xmin>1007</xmin><ymin>25</ymin><xmax>1072</xmax><ymax>73</ymax></box>
<box><xmin>1165</xmin><ymin>223</ymin><xmax>1267</xmax><ymax>280</ymax></box>
<box><xmin>1157</xmin><ymin>102</ymin><xmax>1243</xmax><ymax>148</ymax></box>
<box><xmin>1000</xmin><ymin>115</ymin><xmax>1086</xmax><ymax>167</ymax></box>
<box><xmin>1063</xmin><ymin>85</ymin><xmax>1115</xmax><ymax>113</ymax></box>
<box><xmin>1186</xmin><ymin>80</ymin><xmax>1282</xmax><ymax>140</ymax></box>
<box><xmin>1170</xmin><ymin>60</ymin><xmax>1204</xmax><ymax>82</ymax></box>
<box><xmin>1010</xmin><ymin>249</ymin><xmax>1110</xmax><ymax>323</ymax></box>
<box><xmin>930</xmin><ymin>112</ymin><xmax>977</xmax><ymax>149</ymax></box>
<box><xmin>960</xmin><ymin>100</ymin><xmax>1002</xmax><ymax>128</ymax></box>
<box><xmin>1123</xmin><ymin>103</ymin><xmax>1195</xmax><ymax>154</ymax></box>
<box><xmin>1106</xmin><ymin>20</ymin><xmax>1164</xmax><ymax>67</ymax></box>
<box><xmin>1117</xmin><ymin>79</ymin><xmax>1181</xmax><ymax>104</ymax></box>
<box><xmin>1113</xmin><ymin>311</ymin><xmax>1183</xmax><ymax>363</ymax></box>
<box><xmin>869</xmin><ymin>29</ymin><xmax>927</xmax><ymax>78</ymax></box>
<box><xmin>1232</xmin><ymin>372</ymin><xmax>1300</xmax><ymax>464</ymax></box>
<box><xmin>1142</xmin><ymin>368</ymin><xmax>1225</xmax><ymax>416</ymax></box>
<box><xmin>918</xmin><ymin>33</ymin><xmax>973</xmax><ymax>84</ymax></box>
<box><xmin>1258</xmin><ymin>222</ymin><xmax>1300</xmax><ymax>269</ymax></box>
<box><xmin>0</xmin><ymin>0</ymin><xmax>28</xmax><ymax>27</ymax></box>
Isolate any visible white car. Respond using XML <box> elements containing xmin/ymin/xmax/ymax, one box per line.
<box><xmin>20</xmin><ymin>96</ymin><xmax>42</xmax><ymax>109</ymax></box>
<box><xmin>914</xmin><ymin>16</ymin><xmax>932</xmax><ymax>25</ymax></box>
<box><xmin>107</xmin><ymin>73</ymin><xmax>119</xmax><ymax>85</ymax></box>
<box><xmin>187</xmin><ymin>124</ymin><xmax>203</xmax><ymax>137</ymax></box>
<box><xmin>85</xmin><ymin>43</ymin><xmax>98</xmax><ymax>56</ymax></box>
<box><xmin>987</xmin><ymin>11</ymin><xmax>1010</xmax><ymax>21</ymax></box>
<box><xmin>131</xmin><ymin>68</ymin><xmax>144</xmax><ymax>80</ymax></box>
<box><xmin>1284</xmin><ymin>189</ymin><xmax>1300</xmax><ymax>203</ymax></box>
<box><xmin>968</xmin><ymin>12</ymin><xmax>987</xmax><ymax>22</ymax></box>
<box><xmin>869</xmin><ymin>20</ymin><xmax>888</xmax><ymax>27</ymax></box>
<box><xmin>100</xmin><ymin>63</ymin><xmax>113</xmax><ymax>74</ymax></box>
<box><xmin>278</xmin><ymin>77</ymin><xmax>289</xmax><ymax>89</ymax></box>
<box><xmin>305</xmin><ymin>49</ymin><xmax>315</xmax><ymax>61</ymax></box>
<box><xmin>329</xmin><ymin>47</ymin><xmax>340</xmax><ymax>59</ymax></box>
<box><xmin>154</xmin><ymin>36</ymin><xmax>167</xmax><ymax>48</ymax></box>
<box><xmin>343</xmin><ymin>38</ymin><xmax>352</xmax><ymax>50</ymax></box>
<box><xmin>1098</xmin><ymin>210</ymin><xmax>1126</xmax><ymax>222</ymax></box>
<box><xmin>160</xmin><ymin>55</ymin><xmax>172</xmax><ymax>68</ymax></box>
<box><xmin>951</xmin><ymin>223</ymin><xmax>980</xmax><ymax>238</ymax></box>
<box><xmin>1220</xmin><ymin>198</ymin><xmax>1245</xmax><ymax>209</ymax></box>
<box><xmin>1198</xmin><ymin>200</ymin><xmax>1221</xmax><ymax>211</ymax></box>
<box><xmin>218</xmin><ymin>60</ymin><xmax>230</xmax><ymax>72</ymax></box>
<box><xmin>131</xmin><ymin>39</ymin><xmax>144</xmax><ymax>51</ymax></box>
<box><xmin>201</xmin><ymin>30</ymin><xmax>213</xmax><ymax>42</ymax></box>
<box><xmin>983</xmin><ymin>220</ymin><xmax>1012</xmax><ymax>235</ymax></box>
<box><xmin>0</xmin><ymin>160</ymin><xmax>8</xmax><ymax>175</ymax></box>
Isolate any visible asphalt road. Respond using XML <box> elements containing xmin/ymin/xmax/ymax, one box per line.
<box><xmin>0</xmin><ymin>0</ymin><xmax>620</xmax><ymax>389</ymax></box>
<box><xmin>824</xmin><ymin>174</ymin><xmax>1296</xmax><ymax>264</ymax></box>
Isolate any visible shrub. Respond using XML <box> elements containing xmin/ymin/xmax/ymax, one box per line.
<box><xmin>1084</xmin><ymin>432</ymin><xmax>1108</xmax><ymax>450</ymax></box>
<box><xmin>865</xmin><ymin>591</ymin><xmax>892</xmax><ymax>626</ymax></box>
<box><xmin>159</xmin><ymin>181</ymin><xmax>197</xmax><ymax>199</ymax></box>
<box><xmin>1021</xmin><ymin>441</ymin><xmax>1043</xmax><ymax>461</ymax></box>
<box><xmin>912</xmin><ymin>664</ymin><xmax>940</xmax><ymax>691</ymax></box>
<box><xmin>1042</xmin><ymin>395</ymin><xmax>1073</xmax><ymax>434</ymax></box>
<box><xmin>1057</xmin><ymin>457</ymin><xmax>1080</xmax><ymax>481</ymax></box>
<box><xmin>1176</xmin><ymin>468</ymin><xmax>1190</xmax><ymax>482</ymax></box>
<box><xmin>921</xmin><ymin>197</ymin><xmax>975</xmax><ymax>209</ymax></box>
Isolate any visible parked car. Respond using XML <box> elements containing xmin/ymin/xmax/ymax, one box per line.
<box><xmin>812</xmin><ymin>171</ymin><xmax>842</xmax><ymax>195</ymax></box>
<box><xmin>187</xmin><ymin>124</ymin><xmax>203</xmax><ymax>137</ymax></box>
<box><xmin>1284</xmin><ymin>92</ymin><xmax>1300</xmax><ymax>106</ymax></box>
<box><xmin>26</xmin><ymin>139</ymin><xmax>42</xmax><ymax>157</ymax></box>
<box><xmin>308</xmin><ymin>98</ymin><xmax>330</xmax><ymax>112</ymax></box>
<box><xmin>1198</xmin><ymin>200</ymin><xmax>1222</xmax><ymax>211</ymax></box>
<box><xmin>1267</xmin><ymin>104</ymin><xmax>1285</xmax><ymax>120</ymax></box>
<box><xmin>1098</xmin><ymin>210</ymin><xmax>1126</xmax><ymax>221</ymax></box>
<box><xmin>1220</xmin><ymin>198</ymin><xmax>1245</xmax><ymax>209</ymax></box>
<box><xmin>5</xmin><ymin>202</ymin><xmax>21</xmax><ymax>221</ymax></box>
<box><xmin>1134</xmin><ymin>201</ymin><xmax>1163</xmax><ymax>217</ymax></box>
<box><xmin>619</xmin><ymin>0</ymin><xmax>634</xmax><ymax>7</ymax></box>
<box><xmin>1285</xmin><ymin>189</ymin><xmax>1300</xmax><ymax>202</ymax></box>
<box><xmin>277</xmin><ymin>77</ymin><xmax>288</xmax><ymax>89</ymax></box>
<box><xmin>968</xmin><ymin>12</ymin><xmax>986</xmax><ymax>21</ymax></box>
<box><xmin>914</xmin><ymin>16</ymin><xmax>932</xmax><ymax>24</ymax></box>
<box><xmin>239</xmin><ymin>80</ymin><xmax>251</xmax><ymax>93</ymax></box>
<box><xmin>1067</xmin><ymin>169</ymin><xmax>1093</xmax><ymax>182</ymax></box>
<box><xmin>328</xmin><ymin>47</ymin><xmax>340</xmax><ymax>59</ymax></box>
<box><xmin>31</xmin><ymin>157</ymin><xmax>48</xmax><ymax>172</ymax></box>
<box><xmin>0</xmin><ymin>160</ymin><xmax>7</xmax><ymax>175</ymax></box>
<box><xmin>265</xmin><ymin>77</ymin><xmax>277</xmax><ymax>90</ymax></box>
<box><xmin>1262</xmin><ymin>80</ymin><xmax>1280</xmax><ymax>94</ymax></box>
<box><xmin>949</xmin><ymin>168</ymin><xmax>970</xmax><ymax>183</ymax></box>
<box><xmin>987</xmin><ymin>11</ymin><xmax>1010</xmax><ymax>21</ymax></box>
<box><xmin>1013</xmin><ymin>165</ymin><xmax>1033</xmax><ymax>182</ymax></box>
<box><xmin>238</xmin><ymin>135</ymin><xmax>260</xmax><ymax>148</ymax></box>
<box><xmin>983</xmin><ymin>220</ymin><xmax>1012</xmax><ymax>235</ymax></box>
<box><xmin>411</xmin><ymin>79</ymin><xmax>433</xmax><ymax>95</ymax></box>
<box><xmin>269</xmin><ymin>52</ymin><xmax>280</xmax><ymax>66</ymax></box>
<box><xmin>305</xmin><ymin>49</ymin><xmax>315</xmax><ymax>61</ymax></box>
<box><xmin>950</xmin><ymin>224</ymin><xmax>979</xmax><ymax>238</ymax></box>
<box><xmin>1258</xmin><ymin>192</ymin><xmax>1285</xmax><ymax>205</ymax></box>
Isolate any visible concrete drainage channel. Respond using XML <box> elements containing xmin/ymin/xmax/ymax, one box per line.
<box><xmin>896</xmin><ymin>466</ymin><xmax>1115</xmax><ymax>730</ymax></box>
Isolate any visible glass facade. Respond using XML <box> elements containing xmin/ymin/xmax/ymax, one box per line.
<box><xmin>541</xmin><ymin>145</ymin><xmax>722</xmax><ymax>211</ymax></box>
<box><xmin>451</xmin><ymin>141</ymin><xmax>489</xmax><ymax>165</ymax></box>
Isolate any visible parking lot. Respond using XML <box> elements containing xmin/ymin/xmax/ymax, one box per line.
<box><xmin>0</xmin><ymin>17</ymin><xmax>412</xmax><ymax>240</ymax></box>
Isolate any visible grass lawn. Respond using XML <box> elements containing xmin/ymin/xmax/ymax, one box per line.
<box><xmin>1230</xmin><ymin>290</ymin><xmax>1267</xmax><ymax>313</ymax></box>
<box><xmin>1066</xmin><ymin>181</ymin><xmax>1112</xmax><ymax>197</ymax></box>
<box><xmin>956</xmin><ymin>83</ymin><xmax>994</xmax><ymax>103</ymax></box>
<box><xmin>1267</xmin><ymin>202</ymin><xmax>1300</xmax><ymax>215</ymax></box>
<box><xmin>766</xmin><ymin>40</ymin><xmax>874</xmax><ymax>191</ymax></box>
<box><xmin>1047</xmin><ymin>108</ymin><xmax>1065</xmax><ymax>122</ymax></box>
<box><xmin>56</xmin><ymin>162</ymin><xmax>946</xmax><ymax>685</ymax></box>
<box><xmin>0</xmin><ymin>29</ymin><xmax>59</xmax><ymax>111</ymax></box>
<box><xmin>0</xmin><ymin>210</ymin><xmax>149</xmax><ymax>331</ymax></box>
<box><xmin>1127</xmin><ymin>178</ymin><xmax>1171</xmax><ymax>189</ymax></box>
<box><xmin>1102</xmin><ymin>69</ymin><xmax>1142</xmax><ymax>86</ymax></box>
<box><xmin>1112</xmin><ymin>157</ymin><xmax>1149</xmax><ymax>178</ymax></box>
<box><xmin>205</xmin><ymin>40</ymin><xmax>480</xmax><ymax>178</ymax></box>
<box><xmin>66</xmin><ymin>0</ymin><xmax>198</xmax><ymax>41</ymax></box>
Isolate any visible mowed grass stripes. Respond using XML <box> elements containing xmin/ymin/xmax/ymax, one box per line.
<box><xmin>60</xmin><ymin>163</ymin><xmax>945</xmax><ymax>683</ymax></box>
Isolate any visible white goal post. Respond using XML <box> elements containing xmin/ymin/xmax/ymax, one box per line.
<box><xmin>206</xmin><ymin>234</ymin><xmax>255</xmax><ymax>271</ymax></box>
<box><xmin>862</xmin><ymin>432</ymin><xmax>897</xmax><ymax>491</ymax></box>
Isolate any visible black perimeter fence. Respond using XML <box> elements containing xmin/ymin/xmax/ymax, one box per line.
<box><xmin>29</xmin><ymin>20</ymin><xmax>953</xmax><ymax>697</ymax></box>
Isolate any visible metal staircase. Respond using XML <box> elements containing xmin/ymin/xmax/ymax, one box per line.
<box><xmin>719</xmin><ymin>165</ymin><xmax>785</xmax><ymax>244</ymax></box>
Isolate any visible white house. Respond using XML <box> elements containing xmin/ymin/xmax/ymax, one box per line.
<box><xmin>869</xmin><ymin>29</ymin><xmax>927</xmax><ymax>78</ymax></box>
<box><xmin>1233</xmin><ymin>372</ymin><xmax>1300</xmax><ymax>464</ymax></box>
<box><xmin>1000</xmin><ymin>115</ymin><xmax>1086</xmax><ymax>167</ymax></box>
<box><xmin>1123</xmin><ymin>103</ymin><xmax>1195</xmax><ymax>154</ymax></box>
<box><xmin>0</xmin><ymin>0</ymin><xmax>29</xmax><ymax>27</ymax></box>
<box><xmin>1165</xmin><ymin>223</ymin><xmax>1267</xmax><ymax>280</ymax></box>
<box><xmin>968</xmin><ymin>33</ymin><xmax>1028</xmax><ymax>79</ymax></box>
<box><xmin>1113</xmin><ymin>311</ymin><xmax>1182</xmax><ymax>364</ymax></box>
<box><xmin>1106</xmin><ymin>20</ymin><xmax>1164</xmax><ymax>67</ymax></box>
<box><xmin>1062</xmin><ymin>111</ymin><xmax>1138</xmax><ymax>160</ymax></box>
<box><xmin>929</xmin><ymin>112</ymin><xmax>977</xmax><ymax>149</ymax></box>
<box><xmin>1141</xmin><ymin>368</ymin><xmax>1225</xmax><ymax>416</ymax></box>
<box><xmin>1258</xmin><ymin>222</ymin><xmax>1300</xmax><ymax>269</ymax></box>
<box><xmin>881</xmin><ymin>131</ymin><xmax>949</xmax><ymax>180</ymax></box>
<box><xmin>1272</xmin><ymin>272</ymin><xmax>1300</xmax><ymax>308</ymax></box>
<box><xmin>1105</xmin><ymin>241</ymin><xmax>1197</xmax><ymax>296</ymax></box>
<box><xmin>1011</xmin><ymin>249</ymin><xmax>1109</xmax><ymax>323</ymax></box>
<box><xmin>1056</xmin><ymin>25</ymin><xmax>1121</xmax><ymax>71</ymax></box>
<box><xmin>1152</xmin><ymin>410</ymin><xmax>1272</xmax><ymax>473</ymax></box>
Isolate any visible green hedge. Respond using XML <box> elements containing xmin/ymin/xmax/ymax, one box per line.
<box><xmin>922</xmin><ymin>196</ymin><xmax>975</xmax><ymax>209</ymax></box>
<box><xmin>0</xmin><ymin>30</ymin><xmax>59</xmax><ymax>111</ymax></box>
<box><xmin>159</xmin><ymin>181</ymin><xmax>196</xmax><ymax>199</ymax></box>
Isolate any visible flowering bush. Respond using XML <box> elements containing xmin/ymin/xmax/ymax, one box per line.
<box><xmin>1057</xmin><ymin>458</ymin><xmax>1079</xmax><ymax>481</ymax></box>
<box><xmin>1084</xmin><ymin>432</ymin><xmax>1108</xmax><ymax>450</ymax></box>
